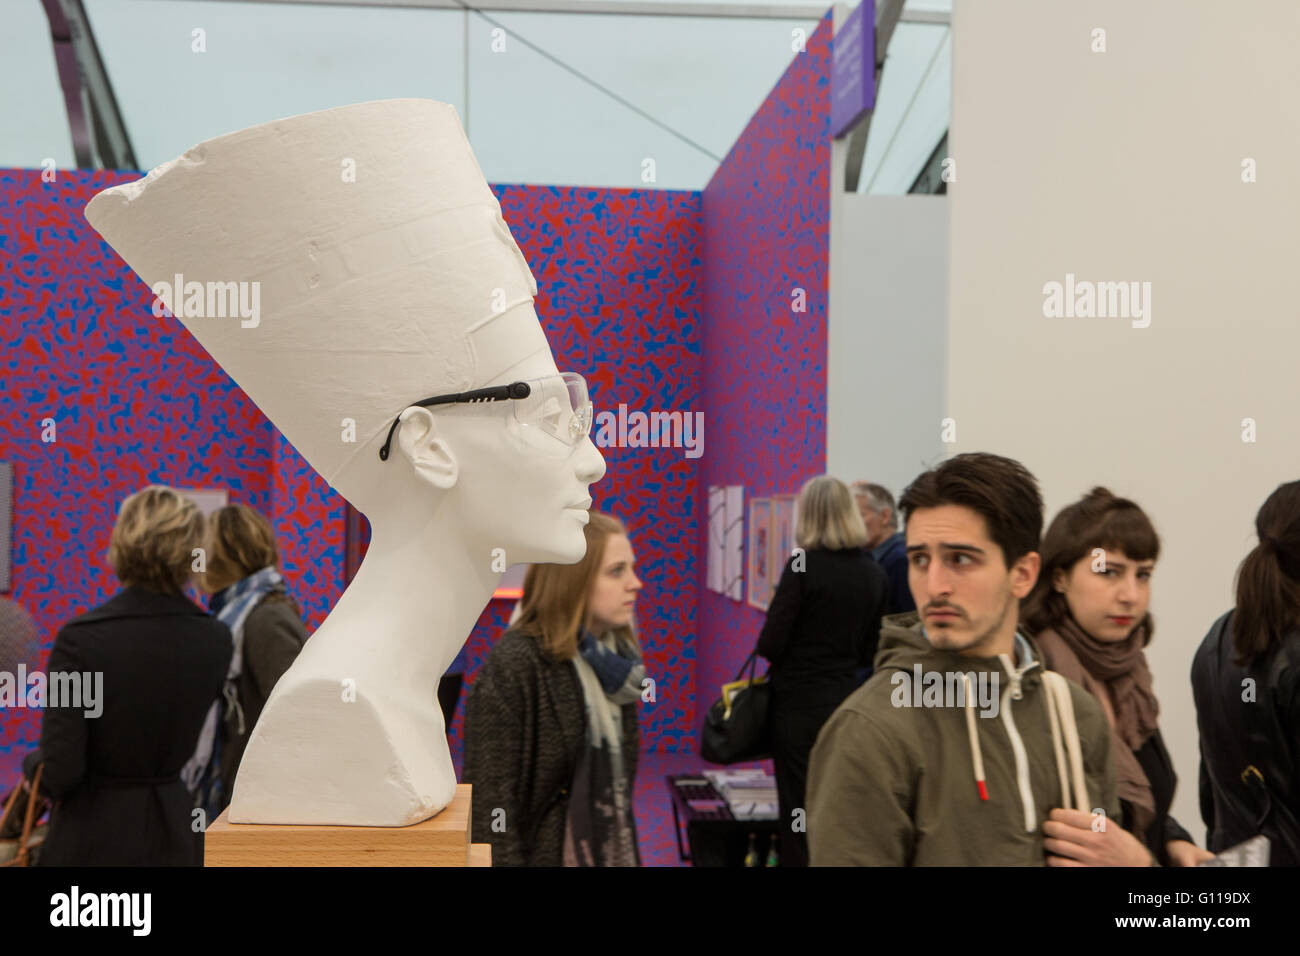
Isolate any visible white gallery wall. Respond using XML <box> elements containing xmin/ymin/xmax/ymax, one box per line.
<box><xmin>948</xmin><ymin>0</ymin><xmax>1300</xmax><ymax>842</ymax></box>
<box><xmin>828</xmin><ymin>194</ymin><xmax>948</xmax><ymax>500</ymax></box>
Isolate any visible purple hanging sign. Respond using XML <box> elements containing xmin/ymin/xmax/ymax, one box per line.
<box><xmin>832</xmin><ymin>1</ymin><xmax>876</xmax><ymax>138</ymax></box>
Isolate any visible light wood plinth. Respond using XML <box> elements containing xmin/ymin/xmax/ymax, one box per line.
<box><xmin>205</xmin><ymin>783</ymin><xmax>491</xmax><ymax>866</ymax></box>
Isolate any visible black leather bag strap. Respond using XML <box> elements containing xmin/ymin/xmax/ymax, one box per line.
<box><xmin>1241</xmin><ymin>765</ymin><xmax>1300</xmax><ymax>860</ymax></box>
<box><xmin>737</xmin><ymin>648</ymin><xmax>771</xmax><ymax>682</ymax></box>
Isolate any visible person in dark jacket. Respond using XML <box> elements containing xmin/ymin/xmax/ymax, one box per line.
<box><xmin>185</xmin><ymin>504</ymin><xmax>307</xmax><ymax>816</ymax></box>
<box><xmin>24</xmin><ymin>485</ymin><xmax>231</xmax><ymax>866</ymax></box>
<box><xmin>464</xmin><ymin>512</ymin><xmax>644</xmax><ymax>866</ymax></box>
<box><xmin>1193</xmin><ymin>479</ymin><xmax>1300</xmax><ymax>865</ymax></box>
<box><xmin>757</xmin><ymin>474</ymin><xmax>888</xmax><ymax>867</ymax></box>
<box><xmin>853</xmin><ymin>481</ymin><xmax>915</xmax><ymax>615</ymax></box>
<box><xmin>1023</xmin><ymin>487</ymin><xmax>1212</xmax><ymax>866</ymax></box>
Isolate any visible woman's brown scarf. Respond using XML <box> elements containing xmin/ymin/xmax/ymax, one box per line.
<box><xmin>1034</xmin><ymin>614</ymin><xmax>1160</xmax><ymax>840</ymax></box>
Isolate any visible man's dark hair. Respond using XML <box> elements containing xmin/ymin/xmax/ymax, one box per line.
<box><xmin>898</xmin><ymin>453</ymin><xmax>1043</xmax><ymax>569</ymax></box>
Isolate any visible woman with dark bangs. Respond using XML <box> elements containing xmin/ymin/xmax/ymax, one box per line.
<box><xmin>1023</xmin><ymin>488</ymin><xmax>1212</xmax><ymax>866</ymax></box>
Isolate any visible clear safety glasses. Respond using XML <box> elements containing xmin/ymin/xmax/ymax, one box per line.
<box><xmin>378</xmin><ymin>371</ymin><xmax>594</xmax><ymax>462</ymax></box>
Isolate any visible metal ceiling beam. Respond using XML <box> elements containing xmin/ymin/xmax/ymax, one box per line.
<box><xmin>42</xmin><ymin>0</ymin><xmax>137</xmax><ymax>169</ymax></box>
<box><xmin>842</xmin><ymin>0</ymin><xmax>905</xmax><ymax>192</ymax></box>
<box><xmin>163</xmin><ymin>0</ymin><xmax>880</xmax><ymax>21</ymax></box>
<box><xmin>907</xmin><ymin>129</ymin><xmax>947</xmax><ymax>194</ymax></box>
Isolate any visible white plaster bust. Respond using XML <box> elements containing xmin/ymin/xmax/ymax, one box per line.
<box><xmin>85</xmin><ymin>99</ymin><xmax>605</xmax><ymax>825</ymax></box>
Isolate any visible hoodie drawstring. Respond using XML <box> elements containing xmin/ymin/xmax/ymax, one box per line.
<box><xmin>1044</xmin><ymin>672</ymin><xmax>1071</xmax><ymax>807</ymax></box>
<box><xmin>962</xmin><ymin>673</ymin><xmax>988</xmax><ymax>800</ymax></box>
<box><xmin>1042</xmin><ymin>671</ymin><xmax>1090</xmax><ymax>812</ymax></box>
<box><xmin>964</xmin><ymin>667</ymin><xmax>1093</xmax><ymax>824</ymax></box>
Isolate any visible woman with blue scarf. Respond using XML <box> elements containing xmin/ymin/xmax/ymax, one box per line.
<box><xmin>465</xmin><ymin>511</ymin><xmax>645</xmax><ymax>866</ymax></box>
<box><xmin>184</xmin><ymin>505</ymin><xmax>307</xmax><ymax>817</ymax></box>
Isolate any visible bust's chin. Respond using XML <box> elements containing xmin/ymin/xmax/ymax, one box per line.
<box><xmin>541</xmin><ymin>519</ymin><xmax>591</xmax><ymax>566</ymax></box>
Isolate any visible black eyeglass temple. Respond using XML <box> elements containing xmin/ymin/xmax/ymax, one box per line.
<box><xmin>378</xmin><ymin>381</ymin><xmax>532</xmax><ymax>461</ymax></box>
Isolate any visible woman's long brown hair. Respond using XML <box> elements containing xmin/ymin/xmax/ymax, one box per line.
<box><xmin>1232</xmin><ymin>480</ymin><xmax>1300</xmax><ymax>664</ymax></box>
<box><xmin>513</xmin><ymin>511</ymin><xmax>641</xmax><ymax>661</ymax></box>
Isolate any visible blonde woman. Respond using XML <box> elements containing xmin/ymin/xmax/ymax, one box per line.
<box><xmin>185</xmin><ymin>504</ymin><xmax>308</xmax><ymax>817</ymax></box>
<box><xmin>24</xmin><ymin>486</ymin><xmax>231</xmax><ymax>866</ymax></box>
<box><xmin>756</xmin><ymin>475</ymin><xmax>889</xmax><ymax>867</ymax></box>
<box><xmin>464</xmin><ymin>512</ymin><xmax>645</xmax><ymax>866</ymax></box>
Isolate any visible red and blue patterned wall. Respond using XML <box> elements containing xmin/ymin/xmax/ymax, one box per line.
<box><xmin>694</xmin><ymin>11</ymin><xmax>833</xmax><ymax>725</ymax></box>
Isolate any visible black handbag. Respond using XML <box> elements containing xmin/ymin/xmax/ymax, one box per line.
<box><xmin>700</xmin><ymin>651</ymin><xmax>771</xmax><ymax>764</ymax></box>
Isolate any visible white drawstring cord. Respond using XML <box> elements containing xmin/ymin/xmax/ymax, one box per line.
<box><xmin>963</xmin><ymin>673</ymin><xmax>988</xmax><ymax>800</ymax></box>
<box><xmin>1043</xmin><ymin>671</ymin><xmax>1089</xmax><ymax>812</ymax></box>
<box><xmin>1044</xmin><ymin>674</ymin><xmax>1071</xmax><ymax>807</ymax></box>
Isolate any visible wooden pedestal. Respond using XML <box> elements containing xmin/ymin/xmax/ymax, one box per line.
<box><xmin>204</xmin><ymin>783</ymin><xmax>493</xmax><ymax>866</ymax></box>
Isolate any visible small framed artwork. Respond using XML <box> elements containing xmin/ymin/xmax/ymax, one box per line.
<box><xmin>707</xmin><ymin>485</ymin><xmax>725</xmax><ymax>593</ymax></box>
<box><xmin>747</xmin><ymin>498</ymin><xmax>773</xmax><ymax>610</ymax></box>
<box><xmin>770</xmin><ymin>495</ymin><xmax>796</xmax><ymax>586</ymax></box>
<box><xmin>724</xmin><ymin>485</ymin><xmax>744</xmax><ymax>601</ymax></box>
<box><xmin>176</xmin><ymin>488</ymin><xmax>228</xmax><ymax>518</ymax></box>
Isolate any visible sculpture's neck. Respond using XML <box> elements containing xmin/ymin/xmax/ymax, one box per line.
<box><xmin>307</xmin><ymin>510</ymin><xmax>502</xmax><ymax>695</ymax></box>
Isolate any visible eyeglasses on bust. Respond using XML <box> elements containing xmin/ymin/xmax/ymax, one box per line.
<box><xmin>378</xmin><ymin>371</ymin><xmax>594</xmax><ymax>462</ymax></box>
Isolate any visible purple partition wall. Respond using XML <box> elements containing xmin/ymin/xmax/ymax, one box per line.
<box><xmin>0</xmin><ymin>171</ymin><xmax>700</xmax><ymax>781</ymax></box>
<box><xmin>695</xmin><ymin>11</ymin><xmax>834</xmax><ymax>741</ymax></box>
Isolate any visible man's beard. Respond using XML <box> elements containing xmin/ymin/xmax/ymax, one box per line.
<box><xmin>966</xmin><ymin>583</ymin><xmax>1015</xmax><ymax>655</ymax></box>
<box><xmin>931</xmin><ymin>582</ymin><xmax>1015</xmax><ymax>655</ymax></box>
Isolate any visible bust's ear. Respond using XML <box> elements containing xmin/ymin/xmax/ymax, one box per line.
<box><xmin>395</xmin><ymin>406</ymin><xmax>458</xmax><ymax>490</ymax></box>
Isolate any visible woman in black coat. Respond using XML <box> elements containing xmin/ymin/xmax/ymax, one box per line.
<box><xmin>26</xmin><ymin>485</ymin><xmax>231</xmax><ymax>866</ymax></box>
<box><xmin>1193</xmin><ymin>480</ymin><xmax>1300</xmax><ymax>865</ymax></box>
<box><xmin>756</xmin><ymin>475</ymin><xmax>888</xmax><ymax>868</ymax></box>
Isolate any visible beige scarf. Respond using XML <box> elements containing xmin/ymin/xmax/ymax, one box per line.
<box><xmin>1034</xmin><ymin>615</ymin><xmax>1159</xmax><ymax>839</ymax></box>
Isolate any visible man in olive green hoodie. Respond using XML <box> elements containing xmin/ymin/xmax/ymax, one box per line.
<box><xmin>807</xmin><ymin>453</ymin><xmax>1121</xmax><ymax>866</ymax></box>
